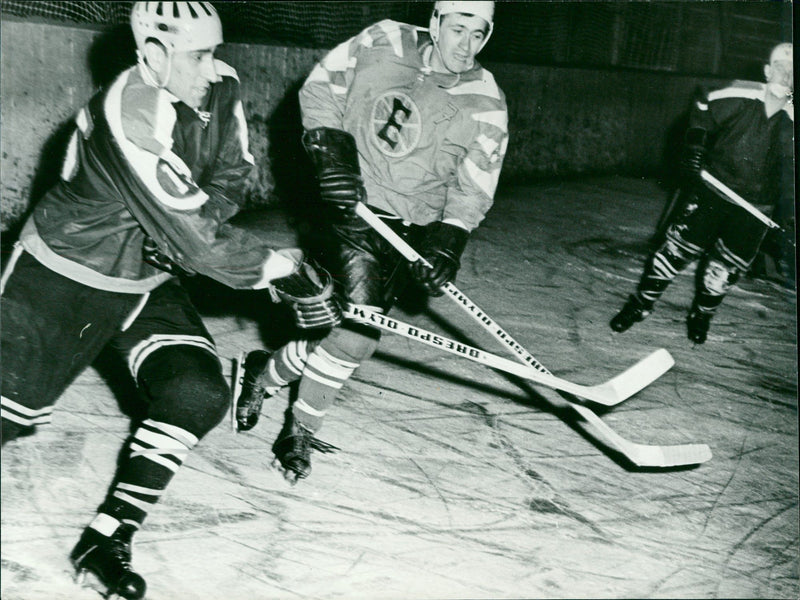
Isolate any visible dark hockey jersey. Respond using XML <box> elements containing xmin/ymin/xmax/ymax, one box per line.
<box><xmin>20</xmin><ymin>61</ymin><xmax>286</xmax><ymax>293</ymax></box>
<box><xmin>690</xmin><ymin>81</ymin><xmax>794</xmax><ymax>207</ymax></box>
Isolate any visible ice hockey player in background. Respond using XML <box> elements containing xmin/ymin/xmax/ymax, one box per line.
<box><xmin>235</xmin><ymin>1</ymin><xmax>508</xmax><ymax>483</ymax></box>
<box><xmin>0</xmin><ymin>2</ymin><xmax>339</xmax><ymax>598</ymax></box>
<box><xmin>610</xmin><ymin>42</ymin><xmax>794</xmax><ymax>344</ymax></box>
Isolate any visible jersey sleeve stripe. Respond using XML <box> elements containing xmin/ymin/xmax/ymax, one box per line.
<box><xmin>376</xmin><ymin>20</ymin><xmax>405</xmax><ymax>57</ymax></box>
<box><xmin>322</xmin><ymin>40</ymin><xmax>357</xmax><ymax>72</ymax></box>
<box><xmin>472</xmin><ymin>110</ymin><xmax>508</xmax><ymax>133</ymax></box>
<box><xmin>463</xmin><ymin>156</ymin><xmax>500</xmax><ymax>199</ymax></box>
<box><xmin>475</xmin><ymin>133</ymin><xmax>500</xmax><ymax>158</ymax></box>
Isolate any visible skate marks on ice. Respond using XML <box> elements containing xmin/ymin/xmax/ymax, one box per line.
<box><xmin>2</xmin><ymin>177</ymin><xmax>798</xmax><ymax>599</ymax></box>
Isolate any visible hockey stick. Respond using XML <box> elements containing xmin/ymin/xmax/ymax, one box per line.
<box><xmin>354</xmin><ymin>203</ymin><xmax>712</xmax><ymax>467</ymax></box>
<box><xmin>353</xmin><ymin>203</ymin><xmax>672</xmax><ymax>397</ymax></box>
<box><xmin>345</xmin><ymin>305</ymin><xmax>672</xmax><ymax>407</ymax></box>
<box><xmin>700</xmin><ymin>170</ymin><xmax>780</xmax><ymax>229</ymax></box>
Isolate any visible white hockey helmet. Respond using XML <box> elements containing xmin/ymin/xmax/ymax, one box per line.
<box><xmin>429</xmin><ymin>1</ymin><xmax>495</xmax><ymax>50</ymax></box>
<box><xmin>131</xmin><ymin>1</ymin><xmax>223</xmax><ymax>54</ymax></box>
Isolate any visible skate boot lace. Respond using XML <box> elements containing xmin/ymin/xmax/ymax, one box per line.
<box><xmin>289</xmin><ymin>425</ymin><xmax>339</xmax><ymax>458</ymax></box>
<box><xmin>276</xmin><ymin>423</ymin><xmax>339</xmax><ymax>479</ymax></box>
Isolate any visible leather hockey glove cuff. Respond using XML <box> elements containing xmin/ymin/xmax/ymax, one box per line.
<box><xmin>268</xmin><ymin>259</ymin><xmax>343</xmax><ymax>329</ymax></box>
<box><xmin>410</xmin><ymin>222</ymin><xmax>469</xmax><ymax>297</ymax></box>
<box><xmin>302</xmin><ymin>128</ymin><xmax>366</xmax><ymax>215</ymax></box>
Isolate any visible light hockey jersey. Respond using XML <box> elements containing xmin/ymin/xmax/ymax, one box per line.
<box><xmin>21</xmin><ymin>61</ymin><xmax>283</xmax><ymax>293</ymax></box>
<box><xmin>299</xmin><ymin>19</ymin><xmax>509</xmax><ymax>232</ymax></box>
<box><xmin>691</xmin><ymin>81</ymin><xmax>794</xmax><ymax>207</ymax></box>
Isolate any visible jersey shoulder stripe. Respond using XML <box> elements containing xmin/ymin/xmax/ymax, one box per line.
<box><xmin>708</xmin><ymin>82</ymin><xmax>764</xmax><ymax>103</ymax></box>
<box><xmin>359</xmin><ymin>20</ymin><xmax>421</xmax><ymax>59</ymax></box>
<box><xmin>445</xmin><ymin>69</ymin><xmax>504</xmax><ymax>102</ymax></box>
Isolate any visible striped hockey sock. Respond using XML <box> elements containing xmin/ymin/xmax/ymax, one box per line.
<box><xmin>98</xmin><ymin>419</ymin><xmax>198</xmax><ymax>526</ymax></box>
<box><xmin>259</xmin><ymin>339</ymin><xmax>313</xmax><ymax>394</ymax></box>
<box><xmin>294</xmin><ymin>346</ymin><xmax>360</xmax><ymax>431</ymax></box>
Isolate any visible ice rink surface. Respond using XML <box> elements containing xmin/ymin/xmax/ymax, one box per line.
<box><xmin>2</xmin><ymin>176</ymin><xmax>797</xmax><ymax>600</ymax></box>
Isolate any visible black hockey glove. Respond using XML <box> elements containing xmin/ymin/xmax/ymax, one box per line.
<box><xmin>268</xmin><ymin>258</ymin><xmax>343</xmax><ymax>329</ymax></box>
<box><xmin>679</xmin><ymin>127</ymin><xmax>707</xmax><ymax>183</ymax></box>
<box><xmin>410</xmin><ymin>222</ymin><xmax>469</xmax><ymax>297</ymax></box>
<box><xmin>302</xmin><ymin>128</ymin><xmax>366</xmax><ymax>215</ymax></box>
<box><xmin>143</xmin><ymin>236</ymin><xmax>191</xmax><ymax>276</ymax></box>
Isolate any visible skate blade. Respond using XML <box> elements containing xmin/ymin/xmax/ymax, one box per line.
<box><xmin>75</xmin><ymin>567</ymin><xmax>118</xmax><ymax>599</ymax></box>
<box><xmin>230</xmin><ymin>352</ymin><xmax>246</xmax><ymax>432</ymax></box>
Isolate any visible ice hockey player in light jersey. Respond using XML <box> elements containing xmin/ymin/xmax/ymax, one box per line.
<box><xmin>236</xmin><ymin>1</ymin><xmax>509</xmax><ymax>482</ymax></box>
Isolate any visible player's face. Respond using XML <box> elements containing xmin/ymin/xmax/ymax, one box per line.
<box><xmin>765</xmin><ymin>59</ymin><xmax>793</xmax><ymax>94</ymax></box>
<box><xmin>433</xmin><ymin>13</ymin><xmax>489</xmax><ymax>73</ymax></box>
<box><xmin>166</xmin><ymin>46</ymin><xmax>219</xmax><ymax>109</ymax></box>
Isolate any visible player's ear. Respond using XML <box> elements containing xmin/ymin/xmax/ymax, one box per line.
<box><xmin>143</xmin><ymin>40</ymin><xmax>168</xmax><ymax>72</ymax></box>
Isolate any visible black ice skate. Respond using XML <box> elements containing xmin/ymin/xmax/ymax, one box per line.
<box><xmin>610</xmin><ymin>295</ymin><xmax>652</xmax><ymax>333</ymax></box>
<box><xmin>686</xmin><ymin>309</ymin><xmax>712</xmax><ymax>344</ymax></box>
<box><xmin>234</xmin><ymin>350</ymin><xmax>272</xmax><ymax>431</ymax></box>
<box><xmin>272</xmin><ymin>412</ymin><xmax>338</xmax><ymax>485</ymax></box>
<box><xmin>70</xmin><ymin>523</ymin><xmax>146</xmax><ymax>600</ymax></box>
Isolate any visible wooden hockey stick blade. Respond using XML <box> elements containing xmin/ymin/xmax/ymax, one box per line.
<box><xmin>591</xmin><ymin>348</ymin><xmax>674</xmax><ymax>405</ymax></box>
<box><xmin>569</xmin><ymin>402</ymin><xmax>712</xmax><ymax>467</ymax></box>
<box><xmin>346</xmin><ymin>305</ymin><xmax>668</xmax><ymax>406</ymax></box>
<box><xmin>346</xmin><ymin>306</ymin><xmax>710</xmax><ymax>467</ymax></box>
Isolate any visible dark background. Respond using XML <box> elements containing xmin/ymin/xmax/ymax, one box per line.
<box><xmin>1</xmin><ymin>1</ymin><xmax>792</xmax><ymax>78</ymax></box>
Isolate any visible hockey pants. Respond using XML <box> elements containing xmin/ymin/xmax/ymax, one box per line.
<box><xmin>1</xmin><ymin>251</ymin><xmax>229</xmax><ymax>527</ymax></box>
<box><xmin>635</xmin><ymin>188</ymin><xmax>769</xmax><ymax>315</ymax></box>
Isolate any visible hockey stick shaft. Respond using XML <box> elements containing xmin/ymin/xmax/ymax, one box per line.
<box><xmin>700</xmin><ymin>170</ymin><xmax>780</xmax><ymax>229</ymax></box>
<box><xmin>354</xmin><ymin>202</ymin><xmax>666</xmax><ymax>385</ymax></box>
<box><xmin>345</xmin><ymin>305</ymin><xmax>670</xmax><ymax>406</ymax></box>
<box><xmin>354</xmin><ymin>203</ymin><xmax>711</xmax><ymax>467</ymax></box>
<box><xmin>355</xmin><ymin>203</ymin><xmax>558</xmax><ymax>376</ymax></box>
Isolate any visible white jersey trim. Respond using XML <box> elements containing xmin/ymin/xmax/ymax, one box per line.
<box><xmin>444</xmin><ymin>71</ymin><xmax>502</xmax><ymax>100</ymax></box>
<box><xmin>20</xmin><ymin>220</ymin><xmax>173</xmax><ymax>294</ymax></box>
<box><xmin>105</xmin><ymin>69</ymin><xmax>209</xmax><ymax>212</ymax></box>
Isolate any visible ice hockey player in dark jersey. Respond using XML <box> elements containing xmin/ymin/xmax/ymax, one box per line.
<box><xmin>610</xmin><ymin>42</ymin><xmax>794</xmax><ymax>344</ymax></box>
<box><xmin>0</xmin><ymin>2</ymin><xmax>339</xmax><ymax>598</ymax></box>
<box><xmin>235</xmin><ymin>1</ymin><xmax>508</xmax><ymax>483</ymax></box>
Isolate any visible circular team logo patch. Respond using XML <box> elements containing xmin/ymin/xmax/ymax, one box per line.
<box><xmin>370</xmin><ymin>91</ymin><xmax>421</xmax><ymax>158</ymax></box>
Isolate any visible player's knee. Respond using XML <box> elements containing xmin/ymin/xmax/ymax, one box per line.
<box><xmin>656</xmin><ymin>235</ymin><xmax>697</xmax><ymax>275</ymax></box>
<box><xmin>137</xmin><ymin>346</ymin><xmax>230</xmax><ymax>438</ymax></box>
<box><xmin>702</xmin><ymin>259</ymin><xmax>738</xmax><ymax>296</ymax></box>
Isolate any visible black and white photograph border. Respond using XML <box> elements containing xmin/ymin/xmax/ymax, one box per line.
<box><xmin>1</xmin><ymin>2</ymin><xmax>796</xmax><ymax>599</ymax></box>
